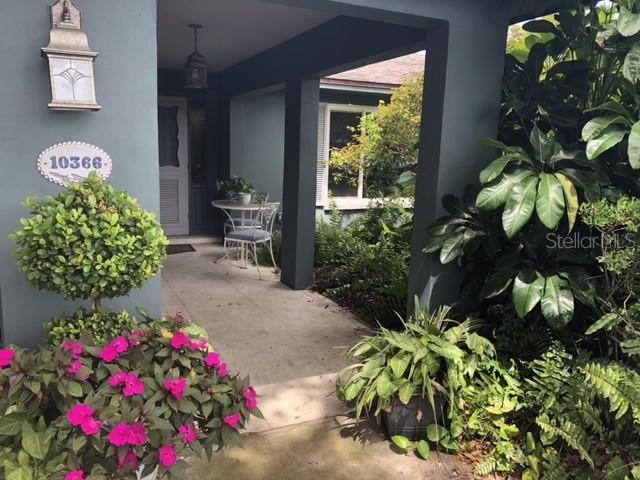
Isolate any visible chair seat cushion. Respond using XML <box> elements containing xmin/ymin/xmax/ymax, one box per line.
<box><xmin>226</xmin><ymin>229</ymin><xmax>271</xmax><ymax>242</ymax></box>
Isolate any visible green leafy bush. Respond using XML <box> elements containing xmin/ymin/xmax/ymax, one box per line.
<box><xmin>45</xmin><ymin>308</ymin><xmax>138</xmax><ymax>346</ymax></box>
<box><xmin>313</xmin><ymin>200</ymin><xmax>412</xmax><ymax>327</ymax></box>
<box><xmin>11</xmin><ymin>173</ymin><xmax>167</xmax><ymax>307</ymax></box>
<box><xmin>413</xmin><ymin>1</ymin><xmax>640</xmax><ymax>476</ymax></box>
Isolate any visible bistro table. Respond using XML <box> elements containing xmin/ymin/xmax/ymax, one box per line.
<box><xmin>211</xmin><ymin>199</ymin><xmax>266</xmax><ymax>265</ymax></box>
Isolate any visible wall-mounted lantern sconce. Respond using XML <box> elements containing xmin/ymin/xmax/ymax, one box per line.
<box><xmin>185</xmin><ymin>24</ymin><xmax>208</xmax><ymax>89</ymax></box>
<box><xmin>41</xmin><ymin>0</ymin><xmax>101</xmax><ymax>111</ymax></box>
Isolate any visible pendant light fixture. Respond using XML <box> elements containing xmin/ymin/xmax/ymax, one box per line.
<box><xmin>185</xmin><ymin>24</ymin><xmax>208</xmax><ymax>89</ymax></box>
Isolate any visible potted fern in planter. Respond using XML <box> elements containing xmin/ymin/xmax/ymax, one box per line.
<box><xmin>337</xmin><ymin>302</ymin><xmax>494</xmax><ymax>444</ymax></box>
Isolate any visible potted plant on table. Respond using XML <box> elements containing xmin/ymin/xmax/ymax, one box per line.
<box><xmin>0</xmin><ymin>313</ymin><xmax>262</xmax><ymax>480</ymax></box>
<box><xmin>216</xmin><ymin>176</ymin><xmax>255</xmax><ymax>205</ymax></box>
<box><xmin>337</xmin><ymin>302</ymin><xmax>494</xmax><ymax>449</ymax></box>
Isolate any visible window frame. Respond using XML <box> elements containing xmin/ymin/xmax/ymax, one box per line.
<box><xmin>321</xmin><ymin>103</ymin><xmax>376</xmax><ymax>210</ymax></box>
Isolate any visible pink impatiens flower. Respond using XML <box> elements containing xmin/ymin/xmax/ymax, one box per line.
<box><xmin>129</xmin><ymin>422</ymin><xmax>147</xmax><ymax>446</ymax></box>
<box><xmin>128</xmin><ymin>329</ymin><xmax>146</xmax><ymax>347</ymax></box>
<box><xmin>99</xmin><ymin>345</ymin><xmax>118</xmax><ymax>363</ymax></box>
<box><xmin>187</xmin><ymin>339</ymin><xmax>208</xmax><ymax>351</ymax></box>
<box><xmin>63</xmin><ymin>341</ymin><xmax>84</xmax><ymax>359</ymax></box>
<box><xmin>122</xmin><ymin>373</ymin><xmax>144</xmax><ymax>397</ymax></box>
<box><xmin>111</xmin><ymin>336</ymin><xmax>129</xmax><ymax>353</ymax></box>
<box><xmin>107</xmin><ymin>422</ymin><xmax>147</xmax><ymax>447</ymax></box>
<box><xmin>108</xmin><ymin>371</ymin><xmax>128</xmax><ymax>388</ymax></box>
<box><xmin>64</xmin><ymin>470</ymin><xmax>84</xmax><ymax>480</ymax></box>
<box><xmin>243</xmin><ymin>386</ymin><xmax>258</xmax><ymax>410</ymax></box>
<box><xmin>80</xmin><ymin>416</ymin><xmax>101</xmax><ymax>436</ymax></box>
<box><xmin>178</xmin><ymin>423</ymin><xmax>197</xmax><ymax>444</ymax></box>
<box><xmin>67</xmin><ymin>360</ymin><xmax>82</xmax><ymax>376</ymax></box>
<box><xmin>107</xmin><ymin>422</ymin><xmax>132</xmax><ymax>447</ymax></box>
<box><xmin>100</xmin><ymin>337</ymin><xmax>129</xmax><ymax>363</ymax></box>
<box><xmin>67</xmin><ymin>404</ymin><xmax>94</xmax><ymax>427</ymax></box>
<box><xmin>170</xmin><ymin>331</ymin><xmax>190</xmax><ymax>350</ymax></box>
<box><xmin>0</xmin><ymin>349</ymin><xmax>15</xmax><ymax>369</ymax></box>
<box><xmin>117</xmin><ymin>450</ymin><xmax>138</xmax><ymax>470</ymax></box>
<box><xmin>223</xmin><ymin>413</ymin><xmax>241</xmax><ymax>428</ymax></box>
<box><xmin>164</xmin><ymin>378</ymin><xmax>187</xmax><ymax>400</ymax></box>
<box><xmin>159</xmin><ymin>444</ymin><xmax>177</xmax><ymax>468</ymax></box>
<box><xmin>217</xmin><ymin>362</ymin><xmax>228</xmax><ymax>378</ymax></box>
<box><xmin>204</xmin><ymin>352</ymin><xmax>221</xmax><ymax>369</ymax></box>
<box><xmin>68</xmin><ymin>404</ymin><xmax>100</xmax><ymax>437</ymax></box>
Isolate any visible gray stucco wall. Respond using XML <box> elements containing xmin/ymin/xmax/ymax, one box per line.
<box><xmin>230</xmin><ymin>91</ymin><xmax>286</xmax><ymax>203</ymax></box>
<box><xmin>0</xmin><ymin>0</ymin><xmax>160</xmax><ymax>347</ymax></box>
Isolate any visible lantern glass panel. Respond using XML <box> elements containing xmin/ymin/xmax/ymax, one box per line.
<box><xmin>49</xmin><ymin>56</ymin><xmax>95</xmax><ymax>103</ymax></box>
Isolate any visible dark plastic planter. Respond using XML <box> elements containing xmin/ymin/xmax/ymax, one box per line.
<box><xmin>381</xmin><ymin>394</ymin><xmax>446</xmax><ymax>441</ymax></box>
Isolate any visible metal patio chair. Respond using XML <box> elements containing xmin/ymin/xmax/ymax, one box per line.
<box><xmin>222</xmin><ymin>192</ymin><xmax>270</xmax><ymax>235</ymax></box>
<box><xmin>223</xmin><ymin>202</ymin><xmax>280</xmax><ymax>279</ymax></box>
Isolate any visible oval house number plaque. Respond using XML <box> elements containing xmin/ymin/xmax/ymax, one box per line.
<box><xmin>37</xmin><ymin>141</ymin><xmax>113</xmax><ymax>186</ymax></box>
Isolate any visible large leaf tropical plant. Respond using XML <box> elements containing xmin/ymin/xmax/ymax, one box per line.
<box><xmin>476</xmin><ymin>126</ymin><xmax>605</xmax><ymax>238</ymax></box>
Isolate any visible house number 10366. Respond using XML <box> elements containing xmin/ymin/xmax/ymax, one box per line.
<box><xmin>50</xmin><ymin>156</ymin><xmax>103</xmax><ymax>170</ymax></box>
<box><xmin>37</xmin><ymin>141</ymin><xmax>113</xmax><ymax>187</ymax></box>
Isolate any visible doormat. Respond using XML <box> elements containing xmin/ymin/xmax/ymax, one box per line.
<box><xmin>167</xmin><ymin>244</ymin><xmax>196</xmax><ymax>255</ymax></box>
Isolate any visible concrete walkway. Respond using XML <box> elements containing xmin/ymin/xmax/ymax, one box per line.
<box><xmin>162</xmin><ymin>244</ymin><xmax>470</xmax><ymax>479</ymax></box>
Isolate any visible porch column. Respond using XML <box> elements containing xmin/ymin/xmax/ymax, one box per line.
<box><xmin>280</xmin><ymin>77</ymin><xmax>319</xmax><ymax>289</ymax></box>
<box><xmin>407</xmin><ymin>16</ymin><xmax>509</xmax><ymax>310</ymax></box>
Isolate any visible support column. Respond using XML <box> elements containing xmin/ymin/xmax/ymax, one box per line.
<box><xmin>281</xmin><ymin>77</ymin><xmax>320</xmax><ymax>289</ymax></box>
<box><xmin>407</xmin><ymin>15</ymin><xmax>509</xmax><ymax>311</ymax></box>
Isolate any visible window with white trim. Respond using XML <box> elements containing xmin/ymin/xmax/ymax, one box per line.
<box><xmin>316</xmin><ymin>103</ymin><xmax>375</xmax><ymax>210</ymax></box>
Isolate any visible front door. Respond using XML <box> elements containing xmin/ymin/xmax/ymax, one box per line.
<box><xmin>158</xmin><ymin>97</ymin><xmax>189</xmax><ymax>236</ymax></box>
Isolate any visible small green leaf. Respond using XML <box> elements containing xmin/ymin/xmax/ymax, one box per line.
<box><xmin>541</xmin><ymin>275</ymin><xmax>575</xmax><ymax>329</ymax></box>
<box><xmin>502</xmin><ymin>175</ymin><xmax>539</xmax><ymax>238</ymax></box>
<box><xmin>535</xmin><ymin>173</ymin><xmax>565</xmax><ymax>230</ymax></box>
<box><xmin>398</xmin><ymin>382</ymin><xmax>415</xmax><ymax>405</ymax></box>
<box><xmin>554</xmin><ymin>173</ymin><xmax>578</xmax><ymax>231</ymax></box>
<box><xmin>416</xmin><ymin>440</ymin><xmax>430</xmax><ymax>460</ymax></box>
<box><xmin>391</xmin><ymin>435</ymin><xmax>411</xmax><ymax>451</ymax></box>
<box><xmin>624</xmin><ymin>42</ymin><xmax>640</xmax><ymax>83</ymax></box>
<box><xmin>628</xmin><ymin>121</ymin><xmax>640</xmax><ymax>169</ymax></box>
<box><xmin>586</xmin><ymin>126</ymin><xmax>626</xmax><ymax>160</ymax></box>
<box><xmin>512</xmin><ymin>271</ymin><xmax>545</xmax><ymax>318</ymax></box>
<box><xmin>426</xmin><ymin>424</ymin><xmax>446</xmax><ymax>443</ymax></box>
<box><xmin>618</xmin><ymin>7</ymin><xmax>640</xmax><ymax>37</ymax></box>
<box><xmin>585</xmin><ymin>312</ymin><xmax>621</xmax><ymax>335</ymax></box>
<box><xmin>389</xmin><ymin>352</ymin><xmax>412</xmax><ymax>378</ymax></box>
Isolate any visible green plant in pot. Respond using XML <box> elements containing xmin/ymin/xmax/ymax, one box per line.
<box><xmin>11</xmin><ymin>172</ymin><xmax>168</xmax><ymax>340</ymax></box>
<box><xmin>216</xmin><ymin>176</ymin><xmax>255</xmax><ymax>204</ymax></box>
<box><xmin>337</xmin><ymin>301</ymin><xmax>495</xmax><ymax>446</ymax></box>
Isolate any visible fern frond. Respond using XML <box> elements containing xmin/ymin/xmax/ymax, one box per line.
<box><xmin>473</xmin><ymin>457</ymin><xmax>497</xmax><ymax>477</ymax></box>
<box><xmin>575</xmin><ymin>399</ymin><xmax>604</xmax><ymax>435</ymax></box>
<box><xmin>582</xmin><ymin>362</ymin><xmax>640</xmax><ymax>423</ymax></box>
<box><xmin>536</xmin><ymin>413</ymin><xmax>594</xmax><ymax>468</ymax></box>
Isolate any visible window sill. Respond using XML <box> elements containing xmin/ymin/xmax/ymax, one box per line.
<box><xmin>321</xmin><ymin>197</ymin><xmax>413</xmax><ymax>211</ymax></box>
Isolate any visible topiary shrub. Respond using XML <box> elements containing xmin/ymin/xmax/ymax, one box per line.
<box><xmin>45</xmin><ymin>308</ymin><xmax>138</xmax><ymax>346</ymax></box>
<box><xmin>11</xmin><ymin>172</ymin><xmax>167</xmax><ymax>312</ymax></box>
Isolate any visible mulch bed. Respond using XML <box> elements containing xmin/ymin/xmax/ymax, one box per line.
<box><xmin>313</xmin><ymin>265</ymin><xmax>406</xmax><ymax>329</ymax></box>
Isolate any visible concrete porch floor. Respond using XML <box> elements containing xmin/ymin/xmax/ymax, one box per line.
<box><xmin>162</xmin><ymin>244</ymin><xmax>470</xmax><ymax>479</ymax></box>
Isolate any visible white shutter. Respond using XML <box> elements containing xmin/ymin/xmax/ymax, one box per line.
<box><xmin>316</xmin><ymin>103</ymin><xmax>329</xmax><ymax>207</ymax></box>
<box><xmin>160</xmin><ymin>178</ymin><xmax>180</xmax><ymax>225</ymax></box>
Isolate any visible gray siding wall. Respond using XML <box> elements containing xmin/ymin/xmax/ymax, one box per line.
<box><xmin>0</xmin><ymin>0</ymin><xmax>160</xmax><ymax>347</ymax></box>
<box><xmin>230</xmin><ymin>91</ymin><xmax>286</xmax><ymax>203</ymax></box>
